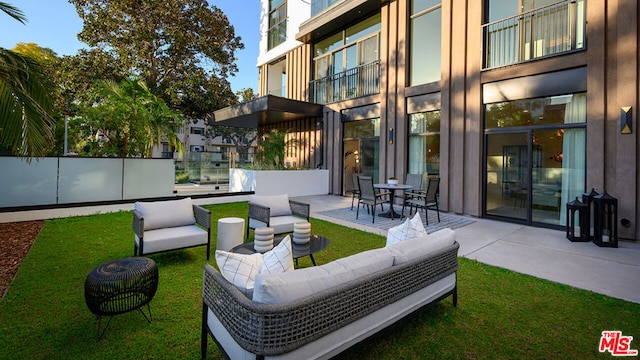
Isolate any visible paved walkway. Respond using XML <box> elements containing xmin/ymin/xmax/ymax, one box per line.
<box><xmin>2</xmin><ymin>192</ymin><xmax>639</xmax><ymax>304</ymax></box>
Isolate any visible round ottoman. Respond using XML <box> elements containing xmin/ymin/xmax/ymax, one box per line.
<box><xmin>84</xmin><ymin>257</ymin><xmax>158</xmax><ymax>341</ymax></box>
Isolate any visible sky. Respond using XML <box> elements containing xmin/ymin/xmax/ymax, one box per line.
<box><xmin>0</xmin><ymin>0</ymin><xmax>261</xmax><ymax>93</ymax></box>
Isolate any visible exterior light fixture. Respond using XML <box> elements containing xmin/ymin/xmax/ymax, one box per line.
<box><xmin>388</xmin><ymin>128</ymin><xmax>394</xmax><ymax>144</ymax></box>
<box><xmin>621</xmin><ymin>107</ymin><xmax>632</xmax><ymax>134</ymax></box>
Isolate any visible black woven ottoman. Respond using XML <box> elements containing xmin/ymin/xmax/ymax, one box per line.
<box><xmin>84</xmin><ymin>257</ymin><xmax>158</xmax><ymax>341</ymax></box>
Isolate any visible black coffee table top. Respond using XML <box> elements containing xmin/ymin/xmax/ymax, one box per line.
<box><xmin>230</xmin><ymin>235</ymin><xmax>330</xmax><ymax>260</ymax></box>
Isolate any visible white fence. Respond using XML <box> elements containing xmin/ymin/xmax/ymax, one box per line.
<box><xmin>0</xmin><ymin>157</ymin><xmax>175</xmax><ymax>208</ymax></box>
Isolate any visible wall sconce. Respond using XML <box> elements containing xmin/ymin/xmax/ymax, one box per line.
<box><xmin>621</xmin><ymin>106</ymin><xmax>632</xmax><ymax>134</ymax></box>
<box><xmin>388</xmin><ymin>128</ymin><xmax>394</xmax><ymax>144</ymax></box>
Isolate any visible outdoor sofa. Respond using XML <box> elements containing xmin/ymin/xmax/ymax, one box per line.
<box><xmin>132</xmin><ymin>197</ymin><xmax>212</xmax><ymax>259</ymax></box>
<box><xmin>201</xmin><ymin>228</ymin><xmax>459</xmax><ymax>359</ymax></box>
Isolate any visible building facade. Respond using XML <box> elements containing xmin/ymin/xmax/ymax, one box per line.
<box><xmin>216</xmin><ymin>0</ymin><xmax>639</xmax><ymax>241</ymax></box>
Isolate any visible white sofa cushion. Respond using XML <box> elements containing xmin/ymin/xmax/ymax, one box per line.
<box><xmin>385</xmin><ymin>213</ymin><xmax>428</xmax><ymax>246</ymax></box>
<box><xmin>249</xmin><ymin>215</ymin><xmax>301</xmax><ymax>235</ymax></box>
<box><xmin>134</xmin><ymin>197</ymin><xmax>196</xmax><ymax>230</ymax></box>
<box><xmin>136</xmin><ymin>225</ymin><xmax>208</xmax><ymax>253</ymax></box>
<box><xmin>253</xmin><ymin>247</ymin><xmax>395</xmax><ymax>304</ymax></box>
<box><xmin>215</xmin><ymin>251</ymin><xmax>264</xmax><ymax>298</ymax></box>
<box><xmin>261</xmin><ymin>236</ymin><xmax>294</xmax><ymax>274</ymax></box>
<box><xmin>215</xmin><ymin>237</ymin><xmax>294</xmax><ymax>298</ymax></box>
<box><xmin>387</xmin><ymin>228</ymin><xmax>456</xmax><ymax>265</ymax></box>
<box><xmin>250</xmin><ymin>194</ymin><xmax>292</xmax><ymax>216</ymax></box>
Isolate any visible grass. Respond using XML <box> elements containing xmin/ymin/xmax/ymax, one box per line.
<box><xmin>0</xmin><ymin>201</ymin><xmax>638</xmax><ymax>359</ymax></box>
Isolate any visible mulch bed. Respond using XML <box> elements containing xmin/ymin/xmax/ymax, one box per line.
<box><xmin>0</xmin><ymin>221</ymin><xmax>43</xmax><ymax>299</ymax></box>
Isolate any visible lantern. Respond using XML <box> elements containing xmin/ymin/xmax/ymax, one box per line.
<box><xmin>593</xmin><ymin>190</ymin><xmax>618</xmax><ymax>248</ymax></box>
<box><xmin>566</xmin><ymin>197</ymin><xmax>588</xmax><ymax>242</ymax></box>
<box><xmin>581</xmin><ymin>188</ymin><xmax>599</xmax><ymax>241</ymax></box>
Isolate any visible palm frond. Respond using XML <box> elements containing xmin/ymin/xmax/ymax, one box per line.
<box><xmin>0</xmin><ymin>2</ymin><xmax>27</xmax><ymax>24</ymax></box>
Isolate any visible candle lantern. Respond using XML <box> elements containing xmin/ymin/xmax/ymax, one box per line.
<box><xmin>593</xmin><ymin>190</ymin><xmax>618</xmax><ymax>248</ymax></box>
<box><xmin>581</xmin><ymin>188</ymin><xmax>599</xmax><ymax>241</ymax></box>
<box><xmin>566</xmin><ymin>197</ymin><xmax>588</xmax><ymax>242</ymax></box>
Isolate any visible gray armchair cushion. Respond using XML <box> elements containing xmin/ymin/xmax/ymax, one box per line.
<box><xmin>250</xmin><ymin>195</ymin><xmax>292</xmax><ymax>216</ymax></box>
<box><xmin>134</xmin><ymin>197</ymin><xmax>196</xmax><ymax>230</ymax></box>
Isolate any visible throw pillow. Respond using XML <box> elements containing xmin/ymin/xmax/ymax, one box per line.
<box><xmin>261</xmin><ymin>236</ymin><xmax>294</xmax><ymax>274</ymax></box>
<box><xmin>215</xmin><ymin>250</ymin><xmax>264</xmax><ymax>297</ymax></box>
<box><xmin>250</xmin><ymin>194</ymin><xmax>292</xmax><ymax>217</ymax></box>
<box><xmin>385</xmin><ymin>212</ymin><xmax>427</xmax><ymax>246</ymax></box>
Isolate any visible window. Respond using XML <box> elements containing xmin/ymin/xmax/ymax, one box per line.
<box><xmin>409</xmin><ymin>0</ymin><xmax>442</xmax><ymax>86</ymax></box>
<box><xmin>268</xmin><ymin>0</ymin><xmax>287</xmax><ymax>50</ymax></box>
<box><xmin>343</xmin><ymin>118</ymin><xmax>381</xmax><ymax>191</ymax></box>
<box><xmin>484</xmin><ymin>93</ymin><xmax>586</xmax><ymax>227</ymax></box>
<box><xmin>311</xmin><ymin>15</ymin><xmax>381</xmax><ymax>103</ymax></box>
<box><xmin>190</xmin><ymin>127</ymin><xmax>205</xmax><ymax>135</ymax></box>
<box><xmin>408</xmin><ymin>111</ymin><xmax>441</xmax><ymax>176</ymax></box>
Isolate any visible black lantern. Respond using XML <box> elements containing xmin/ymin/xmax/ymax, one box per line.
<box><xmin>593</xmin><ymin>190</ymin><xmax>618</xmax><ymax>248</ymax></box>
<box><xmin>582</xmin><ymin>188</ymin><xmax>599</xmax><ymax>241</ymax></box>
<box><xmin>566</xmin><ymin>197</ymin><xmax>588</xmax><ymax>242</ymax></box>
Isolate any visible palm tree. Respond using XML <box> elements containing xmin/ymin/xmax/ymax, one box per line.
<box><xmin>0</xmin><ymin>2</ymin><xmax>55</xmax><ymax>159</ymax></box>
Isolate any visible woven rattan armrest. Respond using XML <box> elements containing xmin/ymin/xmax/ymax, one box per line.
<box><xmin>289</xmin><ymin>200</ymin><xmax>310</xmax><ymax>220</ymax></box>
<box><xmin>202</xmin><ymin>242</ymin><xmax>459</xmax><ymax>357</ymax></box>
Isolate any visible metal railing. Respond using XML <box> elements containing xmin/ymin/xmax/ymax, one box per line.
<box><xmin>310</xmin><ymin>60</ymin><xmax>380</xmax><ymax>104</ymax></box>
<box><xmin>483</xmin><ymin>0</ymin><xmax>585</xmax><ymax>69</ymax></box>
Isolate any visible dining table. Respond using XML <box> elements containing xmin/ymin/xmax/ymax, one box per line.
<box><xmin>373</xmin><ymin>183</ymin><xmax>414</xmax><ymax>219</ymax></box>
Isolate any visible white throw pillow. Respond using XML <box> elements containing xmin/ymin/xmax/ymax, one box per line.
<box><xmin>250</xmin><ymin>194</ymin><xmax>292</xmax><ymax>217</ymax></box>
<box><xmin>134</xmin><ymin>197</ymin><xmax>196</xmax><ymax>230</ymax></box>
<box><xmin>261</xmin><ymin>236</ymin><xmax>294</xmax><ymax>274</ymax></box>
<box><xmin>385</xmin><ymin>213</ymin><xmax>428</xmax><ymax>246</ymax></box>
<box><xmin>215</xmin><ymin>250</ymin><xmax>263</xmax><ymax>297</ymax></box>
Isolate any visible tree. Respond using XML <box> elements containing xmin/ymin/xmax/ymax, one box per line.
<box><xmin>70</xmin><ymin>0</ymin><xmax>244</xmax><ymax>119</ymax></box>
<box><xmin>257</xmin><ymin>129</ymin><xmax>300</xmax><ymax>169</ymax></box>
<box><xmin>0</xmin><ymin>3</ymin><xmax>56</xmax><ymax>159</ymax></box>
<box><xmin>206</xmin><ymin>123</ymin><xmax>258</xmax><ymax>166</ymax></box>
<box><xmin>236</xmin><ymin>87</ymin><xmax>257</xmax><ymax>103</ymax></box>
<box><xmin>79</xmin><ymin>76</ymin><xmax>182</xmax><ymax>157</ymax></box>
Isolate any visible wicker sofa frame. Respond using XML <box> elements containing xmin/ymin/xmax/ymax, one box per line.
<box><xmin>133</xmin><ymin>204</ymin><xmax>212</xmax><ymax>259</ymax></box>
<box><xmin>201</xmin><ymin>241</ymin><xmax>459</xmax><ymax>359</ymax></box>
<box><xmin>246</xmin><ymin>199</ymin><xmax>310</xmax><ymax>237</ymax></box>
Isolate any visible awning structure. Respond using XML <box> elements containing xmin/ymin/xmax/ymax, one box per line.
<box><xmin>212</xmin><ymin>95</ymin><xmax>324</xmax><ymax>128</ymax></box>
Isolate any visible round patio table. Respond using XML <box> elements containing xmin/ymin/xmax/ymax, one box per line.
<box><xmin>374</xmin><ymin>183</ymin><xmax>414</xmax><ymax>219</ymax></box>
<box><xmin>84</xmin><ymin>257</ymin><xmax>158</xmax><ymax>341</ymax></box>
<box><xmin>230</xmin><ymin>235</ymin><xmax>330</xmax><ymax>266</ymax></box>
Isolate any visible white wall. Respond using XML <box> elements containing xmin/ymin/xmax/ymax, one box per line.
<box><xmin>230</xmin><ymin>169</ymin><xmax>329</xmax><ymax>197</ymax></box>
<box><xmin>257</xmin><ymin>0</ymin><xmax>311</xmax><ymax>67</ymax></box>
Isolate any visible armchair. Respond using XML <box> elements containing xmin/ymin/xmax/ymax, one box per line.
<box><xmin>246</xmin><ymin>194</ymin><xmax>310</xmax><ymax>237</ymax></box>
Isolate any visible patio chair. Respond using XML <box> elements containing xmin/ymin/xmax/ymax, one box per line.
<box><xmin>356</xmin><ymin>176</ymin><xmax>391</xmax><ymax>223</ymax></box>
<box><xmin>402</xmin><ymin>177</ymin><xmax>440</xmax><ymax>225</ymax></box>
<box><xmin>351</xmin><ymin>172</ymin><xmax>362</xmax><ymax>210</ymax></box>
<box><xmin>395</xmin><ymin>173</ymin><xmax>423</xmax><ymax>204</ymax></box>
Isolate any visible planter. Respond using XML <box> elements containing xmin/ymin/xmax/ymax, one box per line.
<box><xmin>229</xmin><ymin>168</ymin><xmax>329</xmax><ymax>197</ymax></box>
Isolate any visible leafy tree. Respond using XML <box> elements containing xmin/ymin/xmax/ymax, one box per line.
<box><xmin>206</xmin><ymin>123</ymin><xmax>258</xmax><ymax>166</ymax></box>
<box><xmin>0</xmin><ymin>3</ymin><xmax>56</xmax><ymax>159</ymax></box>
<box><xmin>236</xmin><ymin>87</ymin><xmax>257</xmax><ymax>103</ymax></box>
<box><xmin>78</xmin><ymin>76</ymin><xmax>182</xmax><ymax>157</ymax></box>
<box><xmin>70</xmin><ymin>0</ymin><xmax>244</xmax><ymax>119</ymax></box>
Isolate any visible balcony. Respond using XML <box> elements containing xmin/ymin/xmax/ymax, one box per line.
<box><xmin>311</xmin><ymin>0</ymin><xmax>341</xmax><ymax>17</ymax></box>
<box><xmin>310</xmin><ymin>60</ymin><xmax>380</xmax><ymax>104</ymax></box>
<box><xmin>482</xmin><ymin>0</ymin><xmax>585</xmax><ymax>69</ymax></box>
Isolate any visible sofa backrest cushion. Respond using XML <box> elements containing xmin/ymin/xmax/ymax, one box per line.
<box><xmin>252</xmin><ymin>247</ymin><xmax>395</xmax><ymax>304</ymax></box>
<box><xmin>250</xmin><ymin>194</ymin><xmax>292</xmax><ymax>217</ymax></box>
<box><xmin>134</xmin><ymin>197</ymin><xmax>196</xmax><ymax>231</ymax></box>
<box><xmin>387</xmin><ymin>228</ymin><xmax>456</xmax><ymax>265</ymax></box>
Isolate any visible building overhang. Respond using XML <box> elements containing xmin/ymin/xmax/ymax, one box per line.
<box><xmin>296</xmin><ymin>0</ymin><xmax>390</xmax><ymax>43</ymax></box>
<box><xmin>212</xmin><ymin>95</ymin><xmax>324</xmax><ymax>128</ymax></box>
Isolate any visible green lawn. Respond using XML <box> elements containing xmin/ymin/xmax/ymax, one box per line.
<box><xmin>0</xmin><ymin>202</ymin><xmax>638</xmax><ymax>359</ymax></box>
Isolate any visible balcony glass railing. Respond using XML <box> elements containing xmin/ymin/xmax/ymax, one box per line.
<box><xmin>310</xmin><ymin>60</ymin><xmax>380</xmax><ymax>104</ymax></box>
<box><xmin>483</xmin><ymin>0</ymin><xmax>585</xmax><ymax>69</ymax></box>
<box><xmin>311</xmin><ymin>0</ymin><xmax>341</xmax><ymax>17</ymax></box>
<box><xmin>268</xmin><ymin>20</ymin><xmax>287</xmax><ymax>50</ymax></box>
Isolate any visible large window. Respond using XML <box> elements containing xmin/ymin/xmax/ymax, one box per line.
<box><xmin>408</xmin><ymin>111</ymin><xmax>441</xmax><ymax>177</ymax></box>
<box><xmin>311</xmin><ymin>15</ymin><xmax>381</xmax><ymax>104</ymax></box>
<box><xmin>484</xmin><ymin>93</ymin><xmax>586</xmax><ymax>227</ymax></box>
<box><xmin>409</xmin><ymin>0</ymin><xmax>442</xmax><ymax>86</ymax></box>
<box><xmin>268</xmin><ymin>0</ymin><xmax>287</xmax><ymax>50</ymax></box>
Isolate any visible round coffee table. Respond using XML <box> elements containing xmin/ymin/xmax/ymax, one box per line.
<box><xmin>230</xmin><ymin>235</ymin><xmax>330</xmax><ymax>266</ymax></box>
<box><xmin>84</xmin><ymin>257</ymin><xmax>159</xmax><ymax>341</ymax></box>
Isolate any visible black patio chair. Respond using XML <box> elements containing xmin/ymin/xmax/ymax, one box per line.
<box><xmin>356</xmin><ymin>176</ymin><xmax>391</xmax><ymax>223</ymax></box>
<box><xmin>402</xmin><ymin>177</ymin><xmax>440</xmax><ymax>225</ymax></box>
